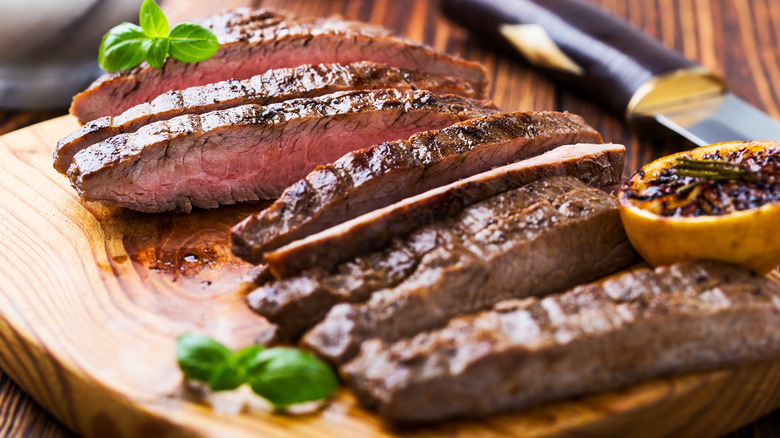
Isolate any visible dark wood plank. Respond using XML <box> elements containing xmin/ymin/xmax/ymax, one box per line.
<box><xmin>0</xmin><ymin>0</ymin><xmax>778</xmax><ymax>436</ymax></box>
<box><xmin>0</xmin><ymin>373</ymin><xmax>74</xmax><ymax>437</ymax></box>
<box><xmin>0</xmin><ymin>110</ymin><xmax>67</xmax><ymax>136</ymax></box>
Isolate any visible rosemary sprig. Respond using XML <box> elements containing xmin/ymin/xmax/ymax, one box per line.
<box><xmin>672</xmin><ymin>157</ymin><xmax>769</xmax><ymax>193</ymax></box>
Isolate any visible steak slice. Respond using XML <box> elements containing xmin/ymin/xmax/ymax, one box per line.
<box><xmin>70</xmin><ymin>8</ymin><xmax>489</xmax><ymax>123</ymax></box>
<box><xmin>54</xmin><ymin>62</ymin><xmax>476</xmax><ymax>175</ymax></box>
<box><xmin>265</xmin><ymin>143</ymin><xmax>623</xmax><ymax>278</ymax></box>
<box><xmin>302</xmin><ymin>176</ymin><xmax>639</xmax><ymax>364</ymax></box>
<box><xmin>199</xmin><ymin>7</ymin><xmax>296</xmax><ymax>32</ymax></box>
<box><xmin>231</xmin><ymin>111</ymin><xmax>603</xmax><ymax>264</ymax></box>
<box><xmin>343</xmin><ymin>261</ymin><xmax>780</xmax><ymax>423</ymax></box>
<box><xmin>67</xmin><ymin>89</ymin><xmax>497</xmax><ymax>213</ymax></box>
<box><xmin>247</xmin><ymin>144</ymin><xmax>626</xmax><ymax>339</ymax></box>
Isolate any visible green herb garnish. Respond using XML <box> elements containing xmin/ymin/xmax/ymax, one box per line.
<box><xmin>176</xmin><ymin>334</ymin><xmax>338</xmax><ymax>408</ymax></box>
<box><xmin>673</xmin><ymin>156</ymin><xmax>769</xmax><ymax>193</ymax></box>
<box><xmin>98</xmin><ymin>0</ymin><xmax>219</xmax><ymax>72</ymax></box>
<box><xmin>246</xmin><ymin>348</ymin><xmax>340</xmax><ymax>407</ymax></box>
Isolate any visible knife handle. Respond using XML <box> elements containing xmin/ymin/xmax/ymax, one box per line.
<box><xmin>440</xmin><ymin>0</ymin><xmax>724</xmax><ymax>117</ymax></box>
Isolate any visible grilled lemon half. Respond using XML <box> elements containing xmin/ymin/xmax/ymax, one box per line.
<box><xmin>618</xmin><ymin>140</ymin><xmax>780</xmax><ymax>274</ymax></box>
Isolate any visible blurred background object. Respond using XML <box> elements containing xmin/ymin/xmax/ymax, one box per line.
<box><xmin>0</xmin><ymin>0</ymin><xmax>144</xmax><ymax>110</ymax></box>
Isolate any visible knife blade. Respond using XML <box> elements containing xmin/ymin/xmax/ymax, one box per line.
<box><xmin>440</xmin><ymin>0</ymin><xmax>780</xmax><ymax>146</ymax></box>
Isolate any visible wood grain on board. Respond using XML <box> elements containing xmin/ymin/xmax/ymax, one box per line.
<box><xmin>1</xmin><ymin>0</ymin><xmax>780</xmax><ymax>436</ymax></box>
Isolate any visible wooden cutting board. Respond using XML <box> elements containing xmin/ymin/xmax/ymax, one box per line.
<box><xmin>0</xmin><ymin>115</ymin><xmax>780</xmax><ymax>438</ymax></box>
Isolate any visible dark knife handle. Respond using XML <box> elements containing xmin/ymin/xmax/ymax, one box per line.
<box><xmin>440</xmin><ymin>0</ymin><xmax>703</xmax><ymax>116</ymax></box>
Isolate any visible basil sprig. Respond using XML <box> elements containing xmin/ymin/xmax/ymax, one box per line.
<box><xmin>176</xmin><ymin>334</ymin><xmax>339</xmax><ymax>408</ymax></box>
<box><xmin>98</xmin><ymin>0</ymin><xmax>219</xmax><ymax>72</ymax></box>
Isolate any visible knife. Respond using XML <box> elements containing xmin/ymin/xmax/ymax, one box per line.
<box><xmin>439</xmin><ymin>0</ymin><xmax>780</xmax><ymax>146</ymax></box>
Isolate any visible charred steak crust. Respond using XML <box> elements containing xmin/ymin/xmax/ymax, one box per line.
<box><xmin>247</xmin><ymin>144</ymin><xmax>626</xmax><ymax>339</ymax></box>
<box><xmin>343</xmin><ymin>261</ymin><xmax>780</xmax><ymax>423</ymax></box>
<box><xmin>300</xmin><ymin>176</ymin><xmax>639</xmax><ymax>364</ymax></box>
<box><xmin>67</xmin><ymin>89</ymin><xmax>497</xmax><ymax>213</ymax></box>
<box><xmin>197</xmin><ymin>7</ymin><xmax>297</xmax><ymax>34</ymax></box>
<box><xmin>54</xmin><ymin>62</ymin><xmax>477</xmax><ymax>175</ymax></box>
<box><xmin>231</xmin><ymin>111</ymin><xmax>603</xmax><ymax>264</ymax></box>
<box><xmin>69</xmin><ymin>8</ymin><xmax>489</xmax><ymax>123</ymax></box>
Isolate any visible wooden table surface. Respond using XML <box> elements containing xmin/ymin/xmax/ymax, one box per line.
<box><xmin>1</xmin><ymin>0</ymin><xmax>780</xmax><ymax>436</ymax></box>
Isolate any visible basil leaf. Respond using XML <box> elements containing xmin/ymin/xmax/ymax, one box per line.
<box><xmin>233</xmin><ymin>345</ymin><xmax>264</xmax><ymax>367</ymax></box>
<box><xmin>208</xmin><ymin>345</ymin><xmax>264</xmax><ymax>390</ymax></box>
<box><xmin>208</xmin><ymin>362</ymin><xmax>244</xmax><ymax>391</ymax></box>
<box><xmin>168</xmin><ymin>23</ymin><xmax>220</xmax><ymax>63</ymax></box>
<box><xmin>247</xmin><ymin>348</ymin><xmax>338</xmax><ymax>407</ymax></box>
<box><xmin>98</xmin><ymin>3</ymin><xmax>219</xmax><ymax>71</ymax></box>
<box><xmin>98</xmin><ymin>23</ymin><xmax>147</xmax><ymax>72</ymax></box>
<box><xmin>139</xmin><ymin>0</ymin><xmax>168</xmax><ymax>38</ymax></box>
<box><xmin>143</xmin><ymin>38</ymin><xmax>170</xmax><ymax>70</ymax></box>
<box><xmin>176</xmin><ymin>334</ymin><xmax>232</xmax><ymax>383</ymax></box>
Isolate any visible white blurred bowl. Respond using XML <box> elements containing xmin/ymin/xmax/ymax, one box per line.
<box><xmin>0</xmin><ymin>0</ymin><xmax>144</xmax><ymax>109</ymax></box>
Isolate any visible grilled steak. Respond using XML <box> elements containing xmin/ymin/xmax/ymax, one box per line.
<box><xmin>302</xmin><ymin>176</ymin><xmax>639</xmax><ymax>364</ymax></box>
<box><xmin>55</xmin><ymin>62</ymin><xmax>475</xmax><ymax>175</ymax></box>
<box><xmin>200</xmin><ymin>7</ymin><xmax>295</xmax><ymax>32</ymax></box>
<box><xmin>247</xmin><ymin>144</ymin><xmax>626</xmax><ymax>339</ymax></box>
<box><xmin>69</xmin><ymin>8</ymin><xmax>489</xmax><ymax>123</ymax></box>
<box><xmin>264</xmin><ymin>143</ymin><xmax>623</xmax><ymax>278</ymax></box>
<box><xmin>67</xmin><ymin>89</ymin><xmax>497</xmax><ymax>213</ymax></box>
<box><xmin>232</xmin><ymin>111</ymin><xmax>603</xmax><ymax>264</ymax></box>
<box><xmin>343</xmin><ymin>261</ymin><xmax>780</xmax><ymax>423</ymax></box>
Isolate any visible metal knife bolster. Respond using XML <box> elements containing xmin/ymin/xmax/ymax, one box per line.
<box><xmin>439</xmin><ymin>0</ymin><xmax>727</xmax><ymax>118</ymax></box>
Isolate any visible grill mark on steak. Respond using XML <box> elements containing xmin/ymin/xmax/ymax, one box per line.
<box><xmin>199</xmin><ymin>8</ymin><xmax>296</xmax><ymax>33</ymax></box>
<box><xmin>343</xmin><ymin>261</ymin><xmax>780</xmax><ymax>423</ymax></box>
<box><xmin>66</xmin><ymin>89</ymin><xmax>497</xmax><ymax>213</ymax></box>
<box><xmin>69</xmin><ymin>8</ymin><xmax>489</xmax><ymax>123</ymax></box>
<box><xmin>301</xmin><ymin>176</ymin><xmax>639</xmax><ymax>364</ymax></box>
<box><xmin>231</xmin><ymin>111</ymin><xmax>603</xmax><ymax>264</ymax></box>
<box><xmin>54</xmin><ymin>62</ymin><xmax>476</xmax><ymax>175</ymax></box>
<box><xmin>247</xmin><ymin>144</ymin><xmax>626</xmax><ymax>339</ymax></box>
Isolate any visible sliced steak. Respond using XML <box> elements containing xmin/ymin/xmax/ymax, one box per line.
<box><xmin>343</xmin><ymin>261</ymin><xmax>780</xmax><ymax>423</ymax></box>
<box><xmin>248</xmin><ymin>144</ymin><xmax>626</xmax><ymax>340</ymax></box>
<box><xmin>231</xmin><ymin>111</ymin><xmax>603</xmax><ymax>264</ymax></box>
<box><xmin>302</xmin><ymin>176</ymin><xmax>639</xmax><ymax>364</ymax></box>
<box><xmin>70</xmin><ymin>8</ymin><xmax>489</xmax><ymax>123</ymax></box>
<box><xmin>199</xmin><ymin>7</ymin><xmax>296</xmax><ymax>32</ymax></box>
<box><xmin>55</xmin><ymin>62</ymin><xmax>476</xmax><ymax>175</ymax></box>
<box><xmin>264</xmin><ymin>143</ymin><xmax>623</xmax><ymax>278</ymax></box>
<box><xmin>67</xmin><ymin>89</ymin><xmax>497</xmax><ymax>213</ymax></box>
